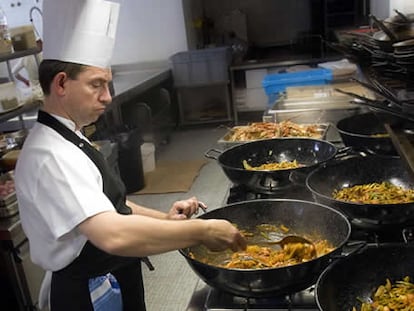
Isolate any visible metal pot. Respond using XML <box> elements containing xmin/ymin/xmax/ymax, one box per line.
<box><xmin>205</xmin><ymin>138</ymin><xmax>338</xmax><ymax>194</ymax></box>
<box><xmin>306</xmin><ymin>155</ymin><xmax>414</xmax><ymax>228</ymax></box>
<box><xmin>179</xmin><ymin>199</ymin><xmax>351</xmax><ymax>298</ymax></box>
<box><xmin>316</xmin><ymin>243</ymin><xmax>414</xmax><ymax>311</ymax></box>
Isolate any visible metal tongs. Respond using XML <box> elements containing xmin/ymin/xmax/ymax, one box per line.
<box><xmin>350</xmin><ymin>78</ymin><xmax>403</xmax><ymax>107</ymax></box>
<box><xmin>334</xmin><ymin>88</ymin><xmax>414</xmax><ymax>122</ymax></box>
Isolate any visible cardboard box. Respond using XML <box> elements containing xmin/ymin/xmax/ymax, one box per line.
<box><xmin>0</xmin><ymin>39</ymin><xmax>13</xmax><ymax>55</ymax></box>
<box><xmin>10</xmin><ymin>25</ymin><xmax>37</xmax><ymax>51</ymax></box>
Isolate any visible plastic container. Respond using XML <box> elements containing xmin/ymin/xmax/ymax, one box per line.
<box><xmin>0</xmin><ymin>82</ymin><xmax>19</xmax><ymax>112</ymax></box>
<box><xmin>140</xmin><ymin>142</ymin><xmax>155</xmax><ymax>173</ymax></box>
<box><xmin>170</xmin><ymin>47</ymin><xmax>232</xmax><ymax>86</ymax></box>
<box><xmin>262</xmin><ymin>68</ymin><xmax>333</xmax><ymax>104</ymax></box>
<box><xmin>0</xmin><ymin>6</ymin><xmax>12</xmax><ymax>55</ymax></box>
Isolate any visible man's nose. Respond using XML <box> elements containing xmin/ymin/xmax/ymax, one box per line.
<box><xmin>99</xmin><ymin>84</ymin><xmax>112</xmax><ymax>104</ymax></box>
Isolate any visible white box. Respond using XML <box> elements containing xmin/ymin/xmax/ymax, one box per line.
<box><xmin>245</xmin><ymin>69</ymin><xmax>267</xmax><ymax>89</ymax></box>
<box><xmin>245</xmin><ymin>88</ymin><xmax>268</xmax><ymax>110</ymax></box>
<box><xmin>141</xmin><ymin>143</ymin><xmax>155</xmax><ymax>173</ymax></box>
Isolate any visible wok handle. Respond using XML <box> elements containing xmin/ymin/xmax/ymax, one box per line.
<box><xmin>204</xmin><ymin>148</ymin><xmax>222</xmax><ymax>160</ymax></box>
<box><xmin>331</xmin><ymin>241</ymin><xmax>368</xmax><ymax>260</ymax></box>
<box><xmin>334</xmin><ymin>146</ymin><xmax>376</xmax><ymax>159</ymax></box>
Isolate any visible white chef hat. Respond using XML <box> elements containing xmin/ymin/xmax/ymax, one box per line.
<box><xmin>42</xmin><ymin>0</ymin><xmax>120</xmax><ymax>68</ymax></box>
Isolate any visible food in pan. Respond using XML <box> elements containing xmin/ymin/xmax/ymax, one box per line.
<box><xmin>353</xmin><ymin>276</ymin><xmax>414</xmax><ymax>311</ymax></box>
<box><xmin>332</xmin><ymin>182</ymin><xmax>414</xmax><ymax>204</ymax></box>
<box><xmin>188</xmin><ymin>224</ymin><xmax>333</xmax><ymax>270</ymax></box>
<box><xmin>225</xmin><ymin>121</ymin><xmax>322</xmax><ymax>141</ymax></box>
<box><xmin>371</xmin><ymin>133</ymin><xmax>390</xmax><ymax>138</ymax></box>
<box><xmin>242</xmin><ymin>159</ymin><xmax>303</xmax><ymax>171</ymax></box>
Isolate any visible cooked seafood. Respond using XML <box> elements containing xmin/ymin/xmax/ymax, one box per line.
<box><xmin>242</xmin><ymin>159</ymin><xmax>303</xmax><ymax>171</ymax></box>
<box><xmin>226</xmin><ymin>121</ymin><xmax>321</xmax><ymax>141</ymax></box>
<box><xmin>353</xmin><ymin>276</ymin><xmax>414</xmax><ymax>311</ymax></box>
<box><xmin>332</xmin><ymin>182</ymin><xmax>414</xmax><ymax>204</ymax></box>
<box><xmin>188</xmin><ymin>224</ymin><xmax>333</xmax><ymax>270</ymax></box>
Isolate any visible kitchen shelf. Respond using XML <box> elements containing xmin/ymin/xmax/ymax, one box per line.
<box><xmin>0</xmin><ymin>48</ymin><xmax>42</xmax><ymax>80</ymax></box>
<box><xmin>0</xmin><ymin>99</ymin><xmax>41</xmax><ymax>124</ymax></box>
<box><xmin>322</xmin><ymin>0</ymin><xmax>369</xmax><ymax>41</ymax></box>
<box><xmin>229</xmin><ymin>56</ymin><xmax>343</xmax><ymax>124</ymax></box>
<box><xmin>0</xmin><ymin>47</ymin><xmax>41</xmax><ymax>62</ymax></box>
<box><xmin>176</xmin><ymin>82</ymin><xmax>232</xmax><ymax>126</ymax></box>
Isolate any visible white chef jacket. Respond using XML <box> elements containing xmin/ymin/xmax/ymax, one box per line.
<box><xmin>15</xmin><ymin>114</ymin><xmax>116</xmax><ymax>270</ymax></box>
<box><xmin>15</xmin><ymin>115</ymin><xmax>116</xmax><ymax>307</ymax></box>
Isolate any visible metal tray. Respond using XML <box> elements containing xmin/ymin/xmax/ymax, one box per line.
<box><xmin>0</xmin><ymin>199</ymin><xmax>18</xmax><ymax>218</ymax></box>
<box><xmin>267</xmin><ymin>96</ymin><xmax>363</xmax><ymax>124</ymax></box>
<box><xmin>218</xmin><ymin>123</ymin><xmax>330</xmax><ymax>149</ymax></box>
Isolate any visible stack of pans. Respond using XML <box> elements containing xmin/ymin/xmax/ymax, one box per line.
<box><xmin>393</xmin><ymin>38</ymin><xmax>414</xmax><ymax>69</ymax></box>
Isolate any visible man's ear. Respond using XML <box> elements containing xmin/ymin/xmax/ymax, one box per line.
<box><xmin>52</xmin><ymin>72</ymin><xmax>68</xmax><ymax>95</ymax></box>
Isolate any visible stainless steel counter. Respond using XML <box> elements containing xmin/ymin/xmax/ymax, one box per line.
<box><xmin>111</xmin><ymin>63</ymin><xmax>171</xmax><ymax>104</ymax></box>
<box><xmin>102</xmin><ymin>61</ymin><xmax>173</xmax><ymax>132</ymax></box>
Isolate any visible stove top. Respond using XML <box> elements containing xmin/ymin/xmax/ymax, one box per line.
<box><xmin>188</xmin><ymin>177</ymin><xmax>414</xmax><ymax>310</ymax></box>
<box><xmin>204</xmin><ymin>286</ymin><xmax>318</xmax><ymax>311</ymax></box>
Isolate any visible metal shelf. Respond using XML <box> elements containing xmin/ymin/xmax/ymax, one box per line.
<box><xmin>0</xmin><ymin>48</ymin><xmax>41</xmax><ymax>63</ymax></box>
<box><xmin>0</xmin><ymin>100</ymin><xmax>41</xmax><ymax>124</ymax></box>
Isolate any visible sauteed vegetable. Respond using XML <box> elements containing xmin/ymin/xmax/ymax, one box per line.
<box><xmin>188</xmin><ymin>224</ymin><xmax>333</xmax><ymax>270</ymax></box>
<box><xmin>242</xmin><ymin>159</ymin><xmax>303</xmax><ymax>171</ymax></box>
<box><xmin>353</xmin><ymin>276</ymin><xmax>414</xmax><ymax>311</ymax></box>
<box><xmin>332</xmin><ymin>182</ymin><xmax>414</xmax><ymax>204</ymax></box>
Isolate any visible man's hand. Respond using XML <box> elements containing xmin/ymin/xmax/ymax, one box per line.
<box><xmin>168</xmin><ymin>196</ymin><xmax>207</xmax><ymax>220</ymax></box>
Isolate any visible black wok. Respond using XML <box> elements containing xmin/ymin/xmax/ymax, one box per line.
<box><xmin>205</xmin><ymin>138</ymin><xmax>338</xmax><ymax>194</ymax></box>
<box><xmin>306</xmin><ymin>156</ymin><xmax>414</xmax><ymax>227</ymax></box>
<box><xmin>179</xmin><ymin>199</ymin><xmax>351</xmax><ymax>298</ymax></box>
<box><xmin>316</xmin><ymin>244</ymin><xmax>414</xmax><ymax>311</ymax></box>
<box><xmin>336</xmin><ymin>112</ymin><xmax>398</xmax><ymax>155</ymax></box>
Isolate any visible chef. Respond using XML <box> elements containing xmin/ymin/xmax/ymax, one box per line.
<box><xmin>14</xmin><ymin>0</ymin><xmax>247</xmax><ymax>310</ymax></box>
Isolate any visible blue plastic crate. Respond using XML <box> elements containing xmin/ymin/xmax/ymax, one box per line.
<box><xmin>262</xmin><ymin>68</ymin><xmax>333</xmax><ymax>97</ymax></box>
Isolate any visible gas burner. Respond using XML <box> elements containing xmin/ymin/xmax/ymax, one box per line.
<box><xmin>227</xmin><ymin>183</ymin><xmax>314</xmax><ymax>204</ymax></box>
<box><xmin>204</xmin><ymin>286</ymin><xmax>318</xmax><ymax>310</ymax></box>
<box><xmin>350</xmin><ymin>223</ymin><xmax>414</xmax><ymax>244</ymax></box>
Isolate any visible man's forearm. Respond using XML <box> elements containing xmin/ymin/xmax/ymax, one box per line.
<box><xmin>126</xmin><ymin>199</ymin><xmax>168</xmax><ymax>219</ymax></box>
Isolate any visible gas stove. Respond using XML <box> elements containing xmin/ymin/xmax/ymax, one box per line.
<box><xmin>204</xmin><ymin>286</ymin><xmax>317</xmax><ymax>311</ymax></box>
<box><xmin>187</xmin><ymin>171</ymin><xmax>414</xmax><ymax>310</ymax></box>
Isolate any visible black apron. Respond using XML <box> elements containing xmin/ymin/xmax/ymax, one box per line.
<box><xmin>37</xmin><ymin>111</ymin><xmax>146</xmax><ymax>311</ymax></box>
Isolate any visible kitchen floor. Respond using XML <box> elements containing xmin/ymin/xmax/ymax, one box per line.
<box><xmin>127</xmin><ymin>124</ymin><xmax>231</xmax><ymax>311</ymax></box>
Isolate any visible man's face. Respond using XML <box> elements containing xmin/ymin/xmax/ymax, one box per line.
<box><xmin>63</xmin><ymin>66</ymin><xmax>112</xmax><ymax>129</ymax></box>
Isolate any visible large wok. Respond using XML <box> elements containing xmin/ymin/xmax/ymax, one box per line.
<box><xmin>336</xmin><ymin>111</ymin><xmax>414</xmax><ymax>156</ymax></box>
<box><xmin>306</xmin><ymin>155</ymin><xmax>414</xmax><ymax>227</ymax></box>
<box><xmin>316</xmin><ymin>244</ymin><xmax>414</xmax><ymax>311</ymax></box>
<box><xmin>205</xmin><ymin>138</ymin><xmax>338</xmax><ymax>193</ymax></box>
<box><xmin>179</xmin><ymin>199</ymin><xmax>351</xmax><ymax>298</ymax></box>
<box><xmin>336</xmin><ymin>112</ymin><xmax>398</xmax><ymax>155</ymax></box>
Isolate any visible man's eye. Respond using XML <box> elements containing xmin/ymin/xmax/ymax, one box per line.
<box><xmin>91</xmin><ymin>82</ymin><xmax>103</xmax><ymax>88</ymax></box>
